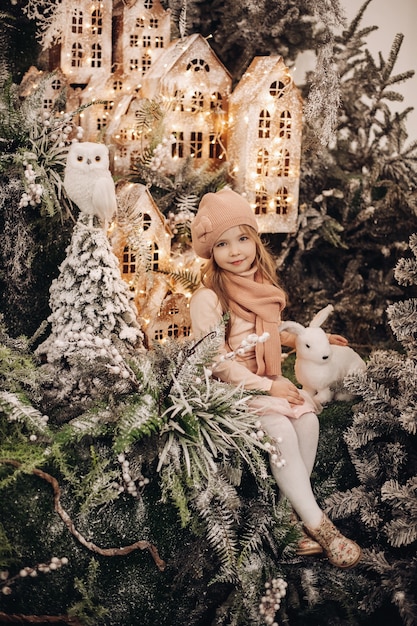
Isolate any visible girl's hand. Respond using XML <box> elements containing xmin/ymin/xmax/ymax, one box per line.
<box><xmin>328</xmin><ymin>333</ymin><xmax>348</xmax><ymax>346</ymax></box>
<box><xmin>269</xmin><ymin>378</ymin><xmax>304</xmax><ymax>405</ymax></box>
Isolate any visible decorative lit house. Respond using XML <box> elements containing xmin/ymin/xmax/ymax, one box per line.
<box><xmin>227</xmin><ymin>56</ymin><xmax>302</xmax><ymax>233</ymax></box>
<box><xmin>145</xmin><ymin>293</ymin><xmax>191</xmax><ymax>346</ymax></box>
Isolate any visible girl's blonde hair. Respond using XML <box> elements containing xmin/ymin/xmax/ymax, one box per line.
<box><xmin>200</xmin><ymin>225</ymin><xmax>285</xmax><ymax>317</ymax></box>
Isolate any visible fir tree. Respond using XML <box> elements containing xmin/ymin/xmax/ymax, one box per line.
<box><xmin>36</xmin><ymin>214</ymin><xmax>145</xmax><ymax>422</ymax></box>
<box><xmin>322</xmin><ymin>233</ymin><xmax>417</xmax><ymax>626</ymax></box>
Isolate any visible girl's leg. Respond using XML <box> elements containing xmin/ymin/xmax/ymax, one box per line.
<box><xmin>259</xmin><ymin>411</ymin><xmax>322</xmax><ymax>529</ymax></box>
<box><xmin>290</xmin><ymin>411</ymin><xmax>319</xmax><ymax>476</ymax></box>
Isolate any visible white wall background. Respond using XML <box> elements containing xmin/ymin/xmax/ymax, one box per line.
<box><xmin>292</xmin><ymin>0</ymin><xmax>417</xmax><ymax>142</ymax></box>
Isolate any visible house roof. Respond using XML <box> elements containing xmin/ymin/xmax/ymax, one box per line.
<box><xmin>230</xmin><ymin>56</ymin><xmax>301</xmax><ymax>107</ymax></box>
<box><xmin>143</xmin><ymin>33</ymin><xmax>232</xmax><ymax>83</ymax></box>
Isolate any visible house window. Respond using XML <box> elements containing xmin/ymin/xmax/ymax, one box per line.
<box><xmin>191</xmin><ymin>91</ymin><xmax>204</xmax><ymax>112</ymax></box>
<box><xmin>256</xmin><ymin>148</ymin><xmax>269</xmax><ymax>175</ymax></box>
<box><xmin>168</xmin><ymin>324</ymin><xmax>179</xmax><ymax>339</ymax></box>
<box><xmin>209</xmin><ymin>133</ymin><xmax>223</xmax><ymax>159</ymax></box>
<box><xmin>154</xmin><ymin>329</ymin><xmax>164</xmax><ymax>341</ymax></box>
<box><xmin>103</xmin><ymin>100</ymin><xmax>114</xmax><ymax>111</ymax></box>
<box><xmin>97</xmin><ymin>116</ymin><xmax>107</xmax><ymax>131</ymax></box>
<box><xmin>143</xmin><ymin>35</ymin><xmax>151</xmax><ymax>48</ymax></box>
<box><xmin>150</xmin><ymin>242</ymin><xmax>159</xmax><ymax>270</ymax></box>
<box><xmin>173</xmin><ymin>90</ymin><xmax>185</xmax><ymax>112</ymax></box>
<box><xmin>72</xmin><ymin>9</ymin><xmax>83</xmax><ymax>34</ymax></box>
<box><xmin>91</xmin><ymin>9</ymin><xmax>102</xmax><ymax>35</ymax></box>
<box><xmin>130</xmin><ymin>58</ymin><xmax>139</xmax><ymax>71</ymax></box>
<box><xmin>71</xmin><ymin>43</ymin><xmax>83</xmax><ymax>67</ymax></box>
<box><xmin>43</xmin><ymin>99</ymin><xmax>53</xmax><ymax>110</ymax></box>
<box><xmin>182</xmin><ymin>326</ymin><xmax>191</xmax><ymax>337</ymax></box>
<box><xmin>142</xmin><ymin>52</ymin><xmax>152</xmax><ymax>74</ymax></box>
<box><xmin>144</xmin><ymin>0</ymin><xmax>154</xmax><ymax>8</ymax></box>
<box><xmin>269</xmin><ymin>79</ymin><xmax>289</xmax><ymax>98</ymax></box>
<box><xmin>118</xmin><ymin>146</ymin><xmax>127</xmax><ymax>158</ymax></box>
<box><xmin>276</xmin><ymin>149</ymin><xmax>290</xmax><ymax>176</ymax></box>
<box><xmin>279</xmin><ymin>111</ymin><xmax>292</xmax><ymax>139</ymax></box>
<box><xmin>155</xmin><ymin>36</ymin><xmax>164</xmax><ymax>48</ymax></box>
<box><xmin>130</xmin><ymin>150</ymin><xmax>141</xmax><ymax>168</ymax></box>
<box><xmin>255</xmin><ymin>190</ymin><xmax>268</xmax><ymax>215</ymax></box>
<box><xmin>143</xmin><ymin>213</ymin><xmax>151</xmax><ymax>231</ymax></box>
<box><xmin>172</xmin><ymin>132</ymin><xmax>184</xmax><ymax>158</ymax></box>
<box><xmin>136</xmin><ymin>17</ymin><xmax>145</xmax><ymax>28</ymax></box>
<box><xmin>169</xmin><ymin>306</ymin><xmax>179</xmax><ymax>315</ymax></box>
<box><xmin>258</xmin><ymin>110</ymin><xmax>271</xmax><ymax>138</ymax></box>
<box><xmin>113</xmin><ymin>80</ymin><xmax>123</xmax><ymax>91</ymax></box>
<box><xmin>190</xmin><ymin>132</ymin><xmax>203</xmax><ymax>158</ymax></box>
<box><xmin>51</xmin><ymin>79</ymin><xmax>62</xmax><ymax>91</ymax></box>
<box><xmin>91</xmin><ymin>43</ymin><xmax>102</xmax><ymax>68</ymax></box>
<box><xmin>150</xmin><ymin>18</ymin><xmax>159</xmax><ymax>28</ymax></box>
<box><xmin>119</xmin><ymin>128</ymin><xmax>128</xmax><ymax>141</ymax></box>
<box><xmin>130</xmin><ymin>35</ymin><xmax>139</xmax><ymax>47</ymax></box>
<box><xmin>275</xmin><ymin>187</ymin><xmax>289</xmax><ymax>214</ymax></box>
<box><xmin>187</xmin><ymin>59</ymin><xmax>210</xmax><ymax>72</ymax></box>
<box><xmin>210</xmin><ymin>92</ymin><xmax>223</xmax><ymax>111</ymax></box>
<box><xmin>122</xmin><ymin>246</ymin><xmax>136</xmax><ymax>274</ymax></box>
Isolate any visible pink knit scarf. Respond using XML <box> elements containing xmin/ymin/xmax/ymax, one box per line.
<box><xmin>223</xmin><ymin>267</ymin><xmax>286</xmax><ymax>376</ymax></box>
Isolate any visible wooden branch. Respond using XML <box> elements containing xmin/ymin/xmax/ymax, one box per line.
<box><xmin>0</xmin><ymin>459</ymin><xmax>166</xmax><ymax>571</ymax></box>
<box><xmin>0</xmin><ymin>612</ymin><xmax>81</xmax><ymax>624</ymax></box>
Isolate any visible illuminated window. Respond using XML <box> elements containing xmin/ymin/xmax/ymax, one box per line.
<box><xmin>72</xmin><ymin>9</ymin><xmax>83</xmax><ymax>34</ymax></box>
<box><xmin>279</xmin><ymin>111</ymin><xmax>292</xmax><ymax>139</ymax></box>
<box><xmin>209</xmin><ymin>133</ymin><xmax>223</xmax><ymax>159</ymax></box>
<box><xmin>130</xmin><ymin>35</ymin><xmax>139</xmax><ymax>47</ymax></box>
<box><xmin>275</xmin><ymin>187</ymin><xmax>289</xmax><ymax>214</ymax></box>
<box><xmin>190</xmin><ymin>132</ymin><xmax>203</xmax><ymax>158</ymax></box>
<box><xmin>155</xmin><ymin>36</ymin><xmax>164</xmax><ymax>48</ymax></box>
<box><xmin>168</xmin><ymin>324</ymin><xmax>179</xmax><ymax>338</ymax></box>
<box><xmin>143</xmin><ymin>35</ymin><xmax>151</xmax><ymax>48</ymax></box>
<box><xmin>143</xmin><ymin>213</ymin><xmax>151</xmax><ymax>231</ymax></box>
<box><xmin>256</xmin><ymin>148</ymin><xmax>269</xmax><ymax>175</ymax></box>
<box><xmin>91</xmin><ymin>9</ymin><xmax>102</xmax><ymax>35</ymax></box>
<box><xmin>269</xmin><ymin>79</ymin><xmax>289</xmax><ymax>98</ymax></box>
<box><xmin>255</xmin><ymin>190</ymin><xmax>268</xmax><ymax>215</ymax></box>
<box><xmin>172</xmin><ymin>131</ymin><xmax>184</xmax><ymax>158</ymax></box>
<box><xmin>173</xmin><ymin>90</ymin><xmax>185</xmax><ymax>112</ymax></box>
<box><xmin>122</xmin><ymin>246</ymin><xmax>136</xmax><ymax>274</ymax></box>
<box><xmin>186</xmin><ymin>59</ymin><xmax>210</xmax><ymax>72</ymax></box>
<box><xmin>150</xmin><ymin>242</ymin><xmax>159</xmax><ymax>270</ymax></box>
<box><xmin>91</xmin><ymin>43</ymin><xmax>102</xmax><ymax>68</ymax></box>
<box><xmin>276</xmin><ymin>149</ymin><xmax>290</xmax><ymax>176</ymax></box>
<box><xmin>142</xmin><ymin>52</ymin><xmax>151</xmax><ymax>74</ymax></box>
<box><xmin>210</xmin><ymin>92</ymin><xmax>223</xmax><ymax>111</ymax></box>
<box><xmin>191</xmin><ymin>91</ymin><xmax>204</xmax><ymax>112</ymax></box>
<box><xmin>71</xmin><ymin>43</ymin><xmax>83</xmax><ymax>67</ymax></box>
<box><xmin>119</xmin><ymin>128</ymin><xmax>128</xmax><ymax>141</ymax></box>
<box><xmin>258</xmin><ymin>110</ymin><xmax>271</xmax><ymax>139</ymax></box>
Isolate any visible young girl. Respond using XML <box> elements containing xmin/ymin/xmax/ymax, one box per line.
<box><xmin>190</xmin><ymin>188</ymin><xmax>361</xmax><ymax>568</ymax></box>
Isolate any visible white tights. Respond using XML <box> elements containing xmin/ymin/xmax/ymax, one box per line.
<box><xmin>250</xmin><ymin>397</ymin><xmax>323</xmax><ymax>529</ymax></box>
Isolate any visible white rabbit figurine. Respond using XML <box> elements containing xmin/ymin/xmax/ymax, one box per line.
<box><xmin>279</xmin><ymin>304</ymin><xmax>366</xmax><ymax>405</ymax></box>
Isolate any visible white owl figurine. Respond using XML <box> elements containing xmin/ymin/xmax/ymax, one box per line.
<box><xmin>64</xmin><ymin>142</ymin><xmax>117</xmax><ymax>228</ymax></box>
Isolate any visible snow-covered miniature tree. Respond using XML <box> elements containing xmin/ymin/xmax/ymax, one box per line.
<box><xmin>36</xmin><ymin>214</ymin><xmax>145</xmax><ymax>422</ymax></box>
<box><xmin>322</xmin><ymin>233</ymin><xmax>417</xmax><ymax>626</ymax></box>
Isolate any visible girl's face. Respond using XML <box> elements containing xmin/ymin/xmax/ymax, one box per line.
<box><xmin>212</xmin><ymin>225</ymin><xmax>257</xmax><ymax>274</ymax></box>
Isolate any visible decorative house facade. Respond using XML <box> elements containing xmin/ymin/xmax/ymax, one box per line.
<box><xmin>227</xmin><ymin>56</ymin><xmax>303</xmax><ymax>233</ymax></box>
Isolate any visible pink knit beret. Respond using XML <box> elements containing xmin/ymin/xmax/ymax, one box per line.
<box><xmin>191</xmin><ymin>188</ymin><xmax>258</xmax><ymax>259</ymax></box>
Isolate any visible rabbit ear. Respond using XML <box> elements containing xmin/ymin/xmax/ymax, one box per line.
<box><xmin>309</xmin><ymin>304</ymin><xmax>334</xmax><ymax>328</ymax></box>
<box><xmin>279</xmin><ymin>321</ymin><xmax>305</xmax><ymax>335</ymax></box>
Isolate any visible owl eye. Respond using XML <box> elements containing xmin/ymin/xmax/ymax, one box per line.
<box><xmin>77</xmin><ymin>156</ymin><xmax>83</xmax><ymax>162</ymax></box>
<box><xmin>95</xmin><ymin>155</ymin><xmax>101</xmax><ymax>162</ymax></box>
